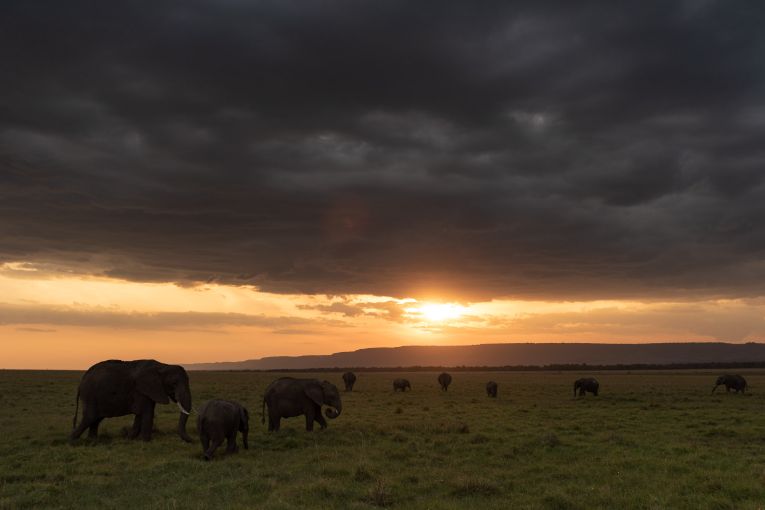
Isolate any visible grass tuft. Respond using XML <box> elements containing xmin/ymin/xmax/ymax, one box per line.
<box><xmin>367</xmin><ymin>478</ymin><xmax>393</xmax><ymax>507</ymax></box>
<box><xmin>354</xmin><ymin>465</ymin><xmax>373</xmax><ymax>482</ymax></box>
<box><xmin>451</xmin><ymin>477</ymin><xmax>500</xmax><ymax>497</ymax></box>
<box><xmin>541</xmin><ymin>432</ymin><xmax>562</xmax><ymax>448</ymax></box>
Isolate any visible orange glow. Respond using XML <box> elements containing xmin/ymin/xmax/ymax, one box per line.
<box><xmin>1</xmin><ymin>261</ymin><xmax>763</xmax><ymax>369</ymax></box>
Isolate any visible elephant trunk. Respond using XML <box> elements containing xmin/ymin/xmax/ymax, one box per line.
<box><xmin>242</xmin><ymin>430</ymin><xmax>249</xmax><ymax>449</ymax></box>
<box><xmin>573</xmin><ymin>383</ymin><xmax>578</xmax><ymax>397</ymax></box>
<box><xmin>712</xmin><ymin>385</ymin><xmax>719</xmax><ymax>394</ymax></box>
<box><xmin>324</xmin><ymin>401</ymin><xmax>342</xmax><ymax>419</ymax></box>
<box><xmin>176</xmin><ymin>388</ymin><xmax>193</xmax><ymax>443</ymax></box>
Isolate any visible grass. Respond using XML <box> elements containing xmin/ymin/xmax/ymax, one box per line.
<box><xmin>2</xmin><ymin>369</ymin><xmax>765</xmax><ymax>509</ymax></box>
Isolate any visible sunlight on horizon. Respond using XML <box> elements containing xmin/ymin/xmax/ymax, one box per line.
<box><xmin>2</xmin><ymin>260</ymin><xmax>763</xmax><ymax>369</ymax></box>
<box><xmin>404</xmin><ymin>302</ymin><xmax>466</xmax><ymax>323</ymax></box>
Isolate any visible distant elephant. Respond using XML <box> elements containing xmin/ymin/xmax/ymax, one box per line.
<box><xmin>393</xmin><ymin>378</ymin><xmax>411</xmax><ymax>392</ymax></box>
<box><xmin>712</xmin><ymin>374</ymin><xmax>747</xmax><ymax>394</ymax></box>
<box><xmin>197</xmin><ymin>399</ymin><xmax>249</xmax><ymax>460</ymax></box>
<box><xmin>438</xmin><ymin>372</ymin><xmax>452</xmax><ymax>391</ymax></box>
<box><xmin>486</xmin><ymin>381</ymin><xmax>498</xmax><ymax>398</ymax></box>
<box><xmin>574</xmin><ymin>377</ymin><xmax>599</xmax><ymax>397</ymax></box>
<box><xmin>262</xmin><ymin>378</ymin><xmax>342</xmax><ymax>431</ymax></box>
<box><xmin>71</xmin><ymin>359</ymin><xmax>193</xmax><ymax>442</ymax></box>
<box><xmin>342</xmin><ymin>371</ymin><xmax>357</xmax><ymax>392</ymax></box>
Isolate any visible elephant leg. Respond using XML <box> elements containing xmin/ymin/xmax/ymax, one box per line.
<box><xmin>268</xmin><ymin>409</ymin><xmax>279</xmax><ymax>431</ymax></box>
<box><xmin>204</xmin><ymin>437</ymin><xmax>223</xmax><ymax>461</ymax></box>
<box><xmin>315</xmin><ymin>407</ymin><xmax>327</xmax><ymax>430</ymax></box>
<box><xmin>128</xmin><ymin>415</ymin><xmax>142</xmax><ymax>439</ymax></box>
<box><xmin>305</xmin><ymin>409</ymin><xmax>315</xmax><ymax>431</ymax></box>
<box><xmin>87</xmin><ymin>417</ymin><xmax>104</xmax><ymax>438</ymax></box>
<box><xmin>140</xmin><ymin>405</ymin><xmax>155</xmax><ymax>441</ymax></box>
<box><xmin>226</xmin><ymin>432</ymin><xmax>238</xmax><ymax>454</ymax></box>
<box><xmin>70</xmin><ymin>406</ymin><xmax>98</xmax><ymax>441</ymax></box>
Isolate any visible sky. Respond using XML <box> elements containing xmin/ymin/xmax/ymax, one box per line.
<box><xmin>2</xmin><ymin>1</ymin><xmax>765</xmax><ymax>368</ymax></box>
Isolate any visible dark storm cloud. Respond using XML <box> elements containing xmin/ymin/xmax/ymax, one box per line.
<box><xmin>2</xmin><ymin>1</ymin><xmax>765</xmax><ymax>300</ymax></box>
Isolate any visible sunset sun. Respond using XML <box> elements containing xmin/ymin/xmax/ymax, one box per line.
<box><xmin>407</xmin><ymin>302</ymin><xmax>466</xmax><ymax>322</ymax></box>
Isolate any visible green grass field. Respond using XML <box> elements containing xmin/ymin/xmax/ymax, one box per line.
<box><xmin>2</xmin><ymin>369</ymin><xmax>765</xmax><ymax>509</ymax></box>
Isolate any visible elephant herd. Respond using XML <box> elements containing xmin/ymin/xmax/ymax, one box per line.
<box><xmin>69</xmin><ymin>360</ymin><xmax>750</xmax><ymax>460</ymax></box>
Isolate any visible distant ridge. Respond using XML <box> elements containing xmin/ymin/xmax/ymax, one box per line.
<box><xmin>184</xmin><ymin>342</ymin><xmax>765</xmax><ymax>371</ymax></box>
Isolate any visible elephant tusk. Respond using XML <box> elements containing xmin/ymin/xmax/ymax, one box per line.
<box><xmin>177</xmin><ymin>402</ymin><xmax>191</xmax><ymax>415</ymax></box>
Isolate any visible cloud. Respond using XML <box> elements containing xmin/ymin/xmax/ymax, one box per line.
<box><xmin>299</xmin><ymin>299</ymin><xmax>408</xmax><ymax>321</ymax></box>
<box><xmin>298</xmin><ymin>302</ymin><xmax>365</xmax><ymax>318</ymax></box>
<box><xmin>0</xmin><ymin>303</ymin><xmax>344</xmax><ymax>332</ymax></box>
<box><xmin>15</xmin><ymin>327</ymin><xmax>57</xmax><ymax>333</ymax></box>
<box><xmin>2</xmin><ymin>1</ymin><xmax>765</xmax><ymax>300</ymax></box>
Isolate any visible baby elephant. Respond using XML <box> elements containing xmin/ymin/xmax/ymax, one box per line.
<box><xmin>393</xmin><ymin>378</ymin><xmax>411</xmax><ymax>392</ymax></box>
<box><xmin>574</xmin><ymin>377</ymin><xmax>599</xmax><ymax>397</ymax></box>
<box><xmin>438</xmin><ymin>372</ymin><xmax>452</xmax><ymax>391</ymax></box>
<box><xmin>486</xmin><ymin>381</ymin><xmax>498</xmax><ymax>398</ymax></box>
<box><xmin>197</xmin><ymin>399</ymin><xmax>249</xmax><ymax>460</ymax></box>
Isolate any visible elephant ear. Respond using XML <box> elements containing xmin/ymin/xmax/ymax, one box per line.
<box><xmin>135</xmin><ymin>367</ymin><xmax>170</xmax><ymax>404</ymax></box>
<box><xmin>304</xmin><ymin>384</ymin><xmax>324</xmax><ymax>406</ymax></box>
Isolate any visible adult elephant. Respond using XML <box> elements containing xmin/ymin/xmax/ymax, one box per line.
<box><xmin>393</xmin><ymin>378</ymin><xmax>411</xmax><ymax>392</ymax></box>
<box><xmin>342</xmin><ymin>371</ymin><xmax>357</xmax><ymax>392</ymax></box>
<box><xmin>712</xmin><ymin>374</ymin><xmax>747</xmax><ymax>394</ymax></box>
<box><xmin>262</xmin><ymin>378</ymin><xmax>342</xmax><ymax>431</ymax></box>
<box><xmin>486</xmin><ymin>381</ymin><xmax>498</xmax><ymax>398</ymax></box>
<box><xmin>574</xmin><ymin>377</ymin><xmax>599</xmax><ymax>397</ymax></box>
<box><xmin>71</xmin><ymin>359</ymin><xmax>193</xmax><ymax>442</ymax></box>
<box><xmin>438</xmin><ymin>372</ymin><xmax>452</xmax><ymax>391</ymax></box>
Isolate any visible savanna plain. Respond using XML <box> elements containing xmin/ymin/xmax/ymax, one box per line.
<box><xmin>2</xmin><ymin>369</ymin><xmax>765</xmax><ymax>509</ymax></box>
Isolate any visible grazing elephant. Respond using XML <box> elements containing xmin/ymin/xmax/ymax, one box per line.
<box><xmin>574</xmin><ymin>377</ymin><xmax>599</xmax><ymax>397</ymax></box>
<box><xmin>262</xmin><ymin>378</ymin><xmax>342</xmax><ymax>431</ymax></box>
<box><xmin>71</xmin><ymin>359</ymin><xmax>193</xmax><ymax>442</ymax></box>
<box><xmin>712</xmin><ymin>374</ymin><xmax>747</xmax><ymax>394</ymax></box>
<box><xmin>486</xmin><ymin>381</ymin><xmax>498</xmax><ymax>398</ymax></box>
<box><xmin>438</xmin><ymin>372</ymin><xmax>452</xmax><ymax>391</ymax></box>
<box><xmin>197</xmin><ymin>399</ymin><xmax>249</xmax><ymax>460</ymax></box>
<box><xmin>342</xmin><ymin>371</ymin><xmax>357</xmax><ymax>392</ymax></box>
<box><xmin>393</xmin><ymin>378</ymin><xmax>411</xmax><ymax>392</ymax></box>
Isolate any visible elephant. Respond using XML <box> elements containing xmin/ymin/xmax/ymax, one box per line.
<box><xmin>393</xmin><ymin>378</ymin><xmax>411</xmax><ymax>392</ymax></box>
<box><xmin>342</xmin><ymin>371</ymin><xmax>357</xmax><ymax>392</ymax></box>
<box><xmin>712</xmin><ymin>374</ymin><xmax>747</xmax><ymax>394</ymax></box>
<box><xmin>262</xmin><ymin>378</ymin><xmax>342</xmax><ymax>431</ymax></box>
<box><xmin>486</xmin><ymin>381</ymin><xmax>498</xmax><ymax>398</ymax></box>
<box><xmin>71</xmin><ymin>359</ymin><xmax>193</xmax><ymax>442</ymax></box>
<box><xmin>438</xmin><ymin>372</ymin><xmax>452</xmax><ymax>391</ymax></box>
<box><xmin>574</xmin><ymin>377</ymin><xmax>599</xmax><ymax>397</ymax></box>
<box><xmin>197</xmin><ymin>399</ymin><xmax>249</xmax><ymax>460</ymax></box>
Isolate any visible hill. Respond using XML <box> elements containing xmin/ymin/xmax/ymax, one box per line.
<box><xmin>183</xmin><ymin>342</ymin><xmax>765</xmax><ymax>370</ymax></box>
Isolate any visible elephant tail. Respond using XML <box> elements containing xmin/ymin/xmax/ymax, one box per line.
<box><xmin>261</xmin><ymin>396</ymin><xmax>266</xmax><ymax>424</ymax></box>
<box><xmin>72</xmin><ymin>386</ymin><xmax>80</xmax><ymax>429</ymax></box>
